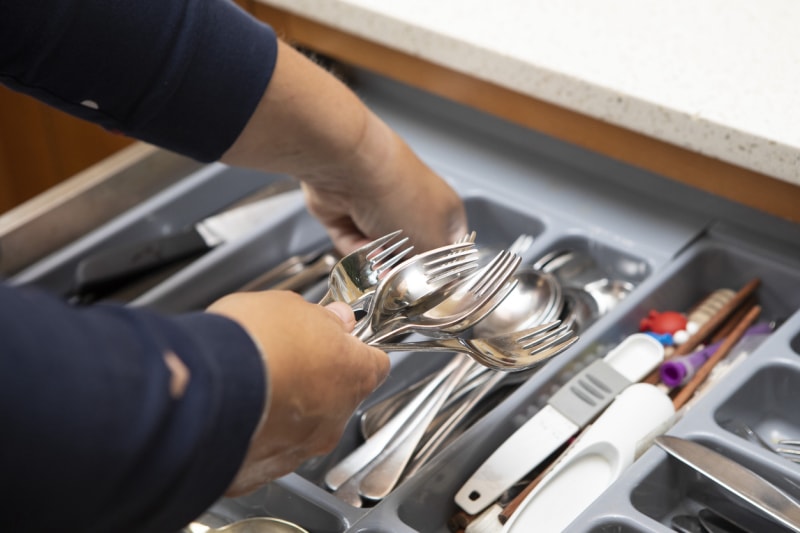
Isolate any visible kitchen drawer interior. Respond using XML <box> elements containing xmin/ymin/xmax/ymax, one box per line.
<box><xmin>614</xmin><ymin>240</ymin><xmax>800</xmax><ymax>338</ymax></box>
<box><xmin>287</xmin><ymin>226</ymin><xmax>655</xmax><ymax>484</ymax></box>
<box><xmin>715</xmin><ymin>363</ymin><xmax>800</xmax><ymax>465</ymax></box>
<box><xmin>379</xmin><ymin>234</ymin><xmax>800</xmax><ymax>532</ymax></box>
<box><xmin>461</xmin><ymin>195</ymin><xmax>546</xmax><ymax>250</ymax></box>
<box><xmin>9</xmin><ymin>164</ymin><xmax>284</xmax><ymax>298</ymax></box>
<box><xmin>5</xmin><ymin>63</ymin><xmax>800</xmax><ymax>532</ymax></box>
<box><xmin>630</xmin><ymin>435</ymin><xmax>799</xmax><ymax>531</ymax></box>
<box><xmin>198</xmin><ymin>480</ymin><xmax>353</xmax><ymax>533</ymax></box>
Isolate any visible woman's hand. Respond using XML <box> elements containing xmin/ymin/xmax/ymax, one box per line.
<box><xmin>300</xmin><ymin>118</ymin><xmax>467</xmax><ymax>255</ymax></box>
<box><xmin>222</xmin><ymin>40</ymin><xmax>468</xmax><ymax>256</ymax></box>
<box><xmin>207</xmin><ymin>290</ymin><xmax>390</xmax><ymax>496</ymax></box>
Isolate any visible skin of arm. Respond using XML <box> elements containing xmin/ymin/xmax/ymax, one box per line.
<box><xmin>212</xmin><ymin>41</ymin><xmax>468</xmax><ymax>496</ymax></box>
<box><xmin>0</xmin><ymin>1</ymin><xmax>467</xmax><ymax>522</ymax></box>
<box><xmin>221</xmin><ymin>40</ymin><xmax>468</xmax><ymax>255</ymax></box>
<box><xmin>207</xmin><ymin>293</ymin><xmax>390</xmax><ymax>496</ymax></box>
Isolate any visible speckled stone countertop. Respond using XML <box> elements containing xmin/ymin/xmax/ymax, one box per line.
<box><xmin>257</xmin><ymin>0</ymin><xmax>800</xmax><ymax>188</ymax></box>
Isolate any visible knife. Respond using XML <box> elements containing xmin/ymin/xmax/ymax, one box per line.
<box><xmin>71</xmin><ymin>180</ymin><xmax>303</xmax><ymax>299</ymax></box>
<box><xmin>455</xmin><ymin>333</ymin><xmax>665</xmax><ymax>515</ymax></box>
<box><xmin>655</xmin><ymin>435</ymin><xmax>800</xmax><ymax>532</ymax></box>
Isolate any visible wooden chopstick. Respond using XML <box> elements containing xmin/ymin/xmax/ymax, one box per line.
<box><xmin>498</xmin><ymin>435</ymin><xmax>582</xmax><ymax>524</ymax></box>
<box><xmin>672</xmin><ymin>278</ymin><xmax>761</xmax><ymax>357</ymax></box>
<box><xmin>708</xmin><ymin>295</ymin><xmax>757</xmax><ymax>343</ymax></box>
<box><xmin>643</xmin><ymin>277</ymin><xmax>761</xmax><ymax>384</ymax></box>
<box><xmin>672</xmin><ymin>304</ymin><xmax>761</xmax><ymax>410</ymax></box>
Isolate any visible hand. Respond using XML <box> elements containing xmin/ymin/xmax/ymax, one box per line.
<box><xmin>222</xmin><ymin>40</ymin><xmax>468</xmax><ymax>256</ymax></box>
<box><xmin>300</xmin><ymin>118</ymin><xmax>467</xmax><ymax>255</ymax></box>
<box><xmin>207</xmin><ymin>290</ymin><xmax>390</xmax><ymax>496</ymax></box>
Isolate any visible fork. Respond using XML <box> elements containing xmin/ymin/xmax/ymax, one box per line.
<box><xmin>353</xmin><ymin>242</ymin><xmax>480</xmax><ymax>340</ymax></box>
<box><xmin>721</xmin><ymin>419</ymin><xmax>800</xmax><ymax>464</ymax></box>
<box><xmin>376</xmin><ymin>320</ymin><xmax>578</xmax><ymax>372</ymax></box>
<box><xmin>365</xmin><ymin>249</ymin><xmax>521</xmax><ymax>343</ymax></box>
<box><xmin>354</xmin><ymin>323</ymin><xmax>576</xmax><ymax>501</ymax></box>
<box><xmin>318</xmin><ymin>229</ymin><xmax>413</xmax><ymax>310</ymax></box>
<box><xmin>775</xmin><ymin>440</ymin><xmax>800</xmax><ymax>463</ymax></box>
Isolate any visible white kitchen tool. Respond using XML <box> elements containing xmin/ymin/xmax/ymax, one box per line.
<box><xmin>502</xmin><ymin>382</ymin><xmax>675</xmax><ymax>532</ymax></box>
<box><xmin>455</xmin><ymin>333</ymin><xmax>664</xmax><ymax>515</ymax></box>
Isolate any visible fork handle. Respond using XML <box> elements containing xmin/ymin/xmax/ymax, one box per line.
<box><xmin>375</xmin><ymin>338</ymin><xmax>466</xmax><ymax>354</ymax></box>
<box><xmin>318</xmin><ymin>290</ymin><xmax>334</xmax><ymax>306</ymax></box>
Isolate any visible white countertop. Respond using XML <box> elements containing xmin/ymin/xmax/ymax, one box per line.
<box><xmin>259</xmin><ymin>0</ymin><xmax>800</xmax><ymax>187</ymax></box>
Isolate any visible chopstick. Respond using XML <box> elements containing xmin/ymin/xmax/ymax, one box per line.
<box><xmin>672</xmin><ymin>304</ymin><xmax>761</xmax><ymax>410</ymax></box>
<box><xmin>643</xmin><ymin>277</ymin><xmax>760</xmax><ymax>384</ymax></box>
<box><xmin>673</xmin><ymin>278</ymin><xmax>760</xmax><ymax>356</ymax></box>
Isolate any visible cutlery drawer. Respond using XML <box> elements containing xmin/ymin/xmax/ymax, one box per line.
<box><xmin>5</xmin><ymin>67</ymin><xmax>800</xmax><ymax>533</ymax></box>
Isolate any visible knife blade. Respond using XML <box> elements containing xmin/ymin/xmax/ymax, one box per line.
<box><xmin>455</xmin><ymin>333</ymin><xmax>664</xmax><ymax>515</ymax></box>
<box><xmin>71</xmin><ymin>180</ymin><xmax>303</xmax><ymax>299</ymax></box>
<box><xmin>655</xmin><ymin>435</ymin><xmax>800</xmax><ymax>532</ymax></box>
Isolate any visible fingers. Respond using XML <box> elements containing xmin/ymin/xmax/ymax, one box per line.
<box><xmin>207</xmin><ymin>290</ymin><xmax>390</xmax><ymax>494</ymax></box>
<box><xmin>305</xmin><ymin>147</ymin><xmax>468</xmax><ymax>255</ymax></box>
<box><xmin>324</xmin><ymin>301</ymin><xmax>356</xmax><ymax>331</ymax></box>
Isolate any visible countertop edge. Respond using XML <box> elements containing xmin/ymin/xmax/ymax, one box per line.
<box><xmin>253</xmin><ymin>0</ymin><xmax>799</xmax><ymax>189</ymax></box>
<box><xmin>252</xmin><ymin>3</ymin><xmax>800</xmax><ymax>224</ymax></box>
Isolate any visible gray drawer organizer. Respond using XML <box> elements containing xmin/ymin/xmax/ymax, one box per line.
<box><xmin>6</xmin><ymin>69</ymin><xmax>800</xmax><ymax>532</ymax></box>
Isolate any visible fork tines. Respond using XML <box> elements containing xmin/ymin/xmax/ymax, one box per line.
<box><xmin>422</xmin><ymin>243</ymin><xmax>480</xmax><ymax>284</ymax></box>
<box><xmin>467</xmin><ymin>250</ymin><xmax>521</xmax><ymax>297</ymax></box>
<box><xmin>366</xmin><ymin>230</ymin><xmax>414</xmax><ymax>277</ymax></box>
<box><xmin>517</xmin><ymin>321</ymin><xmax>577</xmax><ymax>353</ymax></box>
<box><xmin>776</xmin><ymin>440</ymin><xmax>800</xmax><ymax>462</ymax></box>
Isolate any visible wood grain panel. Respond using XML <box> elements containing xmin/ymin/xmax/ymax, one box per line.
<box><xmin>0</xmin><ymin>86</ymin><xmax>133</xmax><ymax>214</ymax></box>
<box><xmin>252</xmin><ymin>5</ymin><xmax>799</xmax><ymax>223</ymax></box>
<box><xmin>0</xmin><ymin>86</ymin><xmax>59</xmax><ymax>212</ymax></box>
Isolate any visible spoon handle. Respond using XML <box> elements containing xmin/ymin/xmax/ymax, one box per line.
<box><xmin>374</xmin><ymin>337</ymin><xmax>466</xmax><ymax>353</ymax></box>
<box><xmin>357</xmin><ymin>356</ymin><xmax>477</xmax><ymax>501</ymax></box>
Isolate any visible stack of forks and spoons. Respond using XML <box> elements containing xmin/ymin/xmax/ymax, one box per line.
<box><xmin>311</xmin><ymin>231</ymin><xmax>577</xmax><ymax>506</ymax></box>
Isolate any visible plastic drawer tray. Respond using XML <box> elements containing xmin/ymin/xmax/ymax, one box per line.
<box><xmin>7</xmin><ymin>70</ymin><xmax>800</xmax><ymax>533</ymax></box>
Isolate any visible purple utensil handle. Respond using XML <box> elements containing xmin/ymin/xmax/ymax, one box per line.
<box><xmin>660</xmin><ymin>322</ymin><xmax>773</xmax><ymax>387</ymax></box>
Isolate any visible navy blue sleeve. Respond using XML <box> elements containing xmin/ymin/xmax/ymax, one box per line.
<box><xmin>0</xmin><ymin>283</ymin><xmax>267</xmax><ymax>533</ymax></box>
<box><xmin>0</xmin><ymin>0</ymin><xmax>278</xmax><ymax>162</ymax></box>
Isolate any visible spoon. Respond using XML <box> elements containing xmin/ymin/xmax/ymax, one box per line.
<box><xmin>560</xmin><ymin>286</ymin><xmax>600</xmax><ymax>334</ymax></box>
<box><xmin>354</xmin><ymin>242</ymin><xmax>479</xmax><ymax>340</ymax></box>
<box><xmin>184</xmin><ymin>517</ymin><xmax>309</xmax><ymax>533</ymax></box>
<box><xmin>473</xmin><ymin>267</ymin><xmax>563</xmax><ymax>338</ymax></box>
<box><xmin>582</xmin><ymin>277</ymin><xmax>634</xmax><ymax>315</ymax></box>
<box><xmin>360</xmin><ymin>363</ymin><xmax>491</xmax><ymax>439</ymax></box>
<box><xmin>377</xmin><ymin>320</ymin><xmax>577</xmax><ymax>372</ymax></box>
<box><xmin>366</xmin><ymin>249</ymin><xmax>520</xmax><ymax>343</ymax></box>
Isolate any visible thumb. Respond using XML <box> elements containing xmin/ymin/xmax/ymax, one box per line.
<box><xmin>324</xmin><ymin>301</ymin><xmax>357</xmax><ymax>331</ymax></box>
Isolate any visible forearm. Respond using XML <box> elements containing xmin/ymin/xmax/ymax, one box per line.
<box><xmin>221</xmin><ymin>41</ymin><xmax>397</xmax><ymax>190</ymax></box>
<box><xmin>0</xmin><ymin>0</ymin><xmax>277</xmax><ymax>162</ymax></box>
<box><xmin>0</xmin><ymin>284</ymin><xmax>266</xmax><ymax>533</ymax></box>
<box><xmin>222</xmin><ymin>41</ymin><xmax>468</xmax><ymax>253</ymax></box>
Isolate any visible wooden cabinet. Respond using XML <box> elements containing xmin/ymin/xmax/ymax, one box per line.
<box><xmin>0</xmin><ymin>86</ymin><xmax>134</xmax><ymax>214</ymax></box>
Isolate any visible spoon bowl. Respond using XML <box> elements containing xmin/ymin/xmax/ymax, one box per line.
<box><xmin>367</xmin><ymin>250</ymin><xmax>521</xmax><ymax>343</ymax></box>
<box><xmin>473</xmin><ymin>267</ymin><xmax>563</xmax><ymax>337</ymax></box>
<box><xmin>354</xmin><ymin>242</ymin><xmax>479</xmax><ymax>340</ymax></box>
<box><xmin>185</xmin><ymin>517</ymin><xmax>309</xmax><ymax>533</ymax></box>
